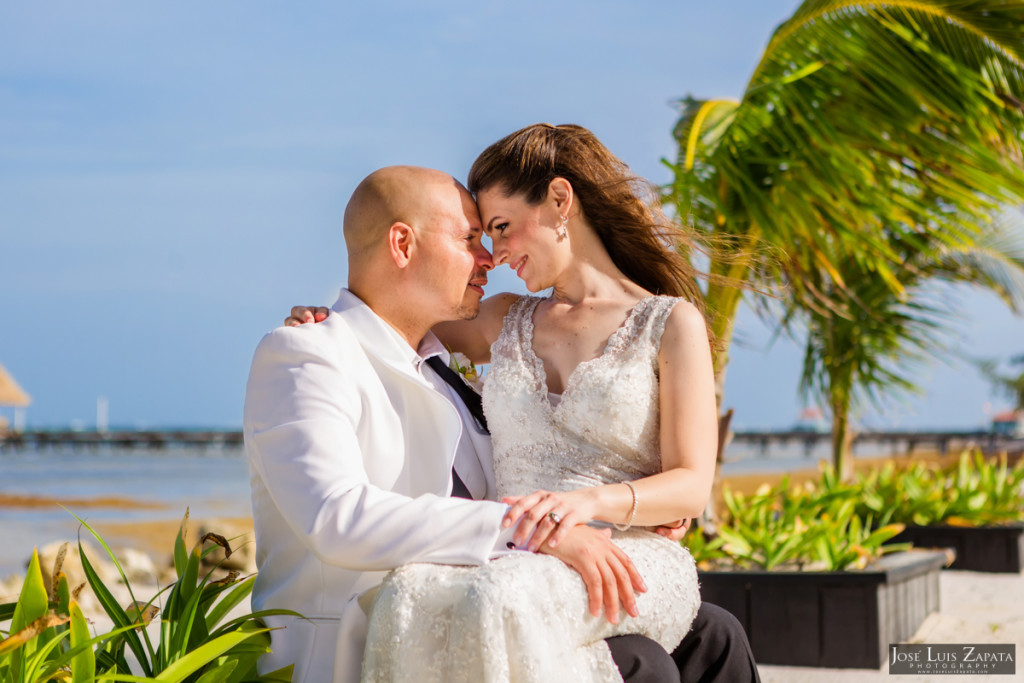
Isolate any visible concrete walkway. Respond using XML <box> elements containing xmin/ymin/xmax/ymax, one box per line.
<box><xmin>757</xmin><ymin>569</ymin><xmax>1024</xmax><ymax>681</ymax></box>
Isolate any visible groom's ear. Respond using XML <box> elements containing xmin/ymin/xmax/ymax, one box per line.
<box><xmin>387</xmin><ymin>221</ymin><xmax>415</xmax><ymax>268</ymax></box>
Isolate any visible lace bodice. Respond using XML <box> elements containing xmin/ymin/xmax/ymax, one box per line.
<box><xmin>483</xmin><ymin>295</ymin><xmax>682</xmax><ymax>498</ymax></box>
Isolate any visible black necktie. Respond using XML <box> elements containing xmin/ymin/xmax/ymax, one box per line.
<box><xmin>425</xmin><ymin>356</ymin><xmax>489</xmax><ymax>432</ymax></box>
<box><xmin>425</xmin><ymin>356</ymin><xmax>487</xmax><ymax>500</ymax></box>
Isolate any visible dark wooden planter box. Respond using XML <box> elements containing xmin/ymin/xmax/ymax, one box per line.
<box><xmin>699</xmin><ymin>550</ymin><xmax>947</xmax><ymax>669</ymax></box>
<box><xmin>890</xmin><ymin>523</ymin><xmax>1024</xmax><ymax>573</ymax></box>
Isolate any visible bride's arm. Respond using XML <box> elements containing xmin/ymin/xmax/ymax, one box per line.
<box><xmin>432</xmin><ymin>292</ymin><xmax>517</xmax><ymax>364</ymax></box>
<box><xmin>430</xmin><ymin>294</ymin><xmax>516</xmax><ymax>366</ymax></box>
<box><xmin>503</xmin><ymin>300</ymin><xmax>718</xmax><ymax>551</ymax></box>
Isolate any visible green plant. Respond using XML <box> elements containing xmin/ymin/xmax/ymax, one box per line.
<box><xmin>687</xmin><ymin>451</ymin><xmax>1024</xmax><ymax>571</ymax></box>
<box><xmin>690</xmin><ymin>473</ymin><xmax>908</xmax><ymax>571</ymax></box>
<box><xmin>1</xmin><ymin>548</ymin><xmax>123</xmax><ymax>683</ymax></box>
<box><xmin>0</xmin><ymin>510</ymin><xmax>298</xmax><ymax>682</ymax></box>
<box><xmin>681</xmin><ymin>524</ymin><xmax>727</xmax><ymax>571</ymax></box>
<box><xmin>858</xmin><ymin>450</ymin><xmax>1024</xmax><ymax>528</ymax></box>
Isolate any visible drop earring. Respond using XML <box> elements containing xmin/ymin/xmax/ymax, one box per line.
<box><xmin>556</xmin><ymin>215</ymin><xmax>568</xmax><ymax>240</ymax></box>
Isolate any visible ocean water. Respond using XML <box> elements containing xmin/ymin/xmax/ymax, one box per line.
<box><xmin>0</xmin><ymin>445</ymin><xmax>251</xmax><ymax>578</ymax></box>
<box><xmin>0</xmin><ymin>445</ymin><xmax>249</xmax><ymax>505</ymax></box>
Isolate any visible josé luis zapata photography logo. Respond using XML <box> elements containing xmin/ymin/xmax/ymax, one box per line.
<box><xmin>889</xmin><ymin>644</ymin><xmax>1015</xmax><ymax>675</ymax></box>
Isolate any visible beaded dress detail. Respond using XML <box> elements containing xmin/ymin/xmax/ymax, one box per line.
<box><xmin>362</xmin><ymin>295</ymin><xmax>700</xmax><ymax>683</ymax></box>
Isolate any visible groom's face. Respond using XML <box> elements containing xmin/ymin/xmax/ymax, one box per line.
<box><xmin>415</xmin><ymin>185</ymin><xmax>493</xmax><ymax>321</ymax></box>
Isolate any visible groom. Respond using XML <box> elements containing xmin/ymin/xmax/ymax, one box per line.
<box><xmin>245</xmin><ymin>165</ymin><xmax>759</xmax><ymax>682</ymax></box>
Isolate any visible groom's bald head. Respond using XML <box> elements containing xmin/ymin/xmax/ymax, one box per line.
<box><xmin>342</xmin><ymin>165</ymin><xmax>492</xmax><ymax>344</ymax></box>
<box><xmin>343</xmin><ymin>166</ymin><xmax>464</xmax><ymax>264</ymax></box>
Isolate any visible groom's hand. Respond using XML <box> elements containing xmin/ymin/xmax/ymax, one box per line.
<box><xmin>653</xmin><ymin>518</ymin><xmax>691</xmax><ymax>541</ymax></box>
<box><xmin>538</xmin><ymin>525</ymin><xmax>646</xmax><ymax>625</ymax></box>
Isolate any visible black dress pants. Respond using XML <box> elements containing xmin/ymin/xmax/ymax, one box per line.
<box><xmin>606</xmin><ymin>603</ymin><xmax>760</xmax><ymax>683</ymax></box>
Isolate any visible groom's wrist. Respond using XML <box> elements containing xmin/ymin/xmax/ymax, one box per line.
<box><xmin>490</xmin><ymin>505</ymin><xmax>533</xmax><ymax>558</ymax></box>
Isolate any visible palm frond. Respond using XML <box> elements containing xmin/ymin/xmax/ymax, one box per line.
<box><xmin>931</xmin><ymin>208</ymin><xmax>1024</xmax><ymax>311</ymax></box>
<box><xmin>671</xmin><ymin>0</ymin><xmax>1024</xmax><ymax>314</ymax></box>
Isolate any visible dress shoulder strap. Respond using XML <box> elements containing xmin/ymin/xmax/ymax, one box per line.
<box><xmin>494</xmin><ymin>295</ymin><xmax>543</xmax><ymax>356</ymax></box>
<box><xmin>643</xmin><ymin>295</ymin><xmax>686</xmax><ymax>354</ymax></box>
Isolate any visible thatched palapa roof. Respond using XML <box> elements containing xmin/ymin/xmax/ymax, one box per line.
<box><xmin>0</xmin><ymin>364</ymin><xmax>31</xmax><ymax>407</ymax></box>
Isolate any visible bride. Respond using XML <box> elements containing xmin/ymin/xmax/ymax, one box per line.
<box><xmin>296</xmin><ymin>124</ymin><xmax>717</xmax><ymax>682</ymax></box>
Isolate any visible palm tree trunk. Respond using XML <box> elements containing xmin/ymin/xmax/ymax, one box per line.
<box><xmin>698</xmin><ymin>266</ymin><xmax>748</xmax><ymax>528</ymax></box>
<box><xmin>830</xmin><ymin>401</ymin><xmax>856</xmax><ymax>480</ymax></box>
<box><xmin>705</xmin><ymin>271</ymin><xmax>746</xmax><ymax>409</ymax></box>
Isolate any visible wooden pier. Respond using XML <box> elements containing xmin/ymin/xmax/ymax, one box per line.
<box><xmin>731</xmin><ymin>429</ymin><xmax>1023</xmax><ymax>457</ymax></box>
<box><xmin>0</xmin><ymin>429</ymin><xmax>244</xmax><ymax>450</ymax></box>
<box><xmin>1</xmin><ymin>428</ymin><xmax>1020</xmax><ymax>456</ymax></box>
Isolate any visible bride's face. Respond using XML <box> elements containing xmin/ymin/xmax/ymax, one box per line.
<box><xmin>476</xmin><ymin>187</ymin><xmax>568</xmax><ymax>292</ymax></box>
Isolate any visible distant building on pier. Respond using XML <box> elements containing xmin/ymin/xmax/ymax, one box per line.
<box><xmin>991</xmin><ymin>410</ymin><xmax>1024</xmax><ymax>438</ymax></box>
<box><xmin>790</xmin><ymin>407</ymin><xmax>829</xmax><ymax>434</ymax></box>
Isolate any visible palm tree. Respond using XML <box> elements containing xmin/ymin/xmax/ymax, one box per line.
<box><xmin>666</xmin><ymin>0</ymin><xmax>1024</xmax><ymax>468</ymax></box>
<box><xmin>977</xmin><ymin>354</ymin><xmax>1024</xmax><ymax>411</ymax></box>
<box><xmin>795</xmin><ymin>214</ymin><xmax>1024</xmax><ymax>477</ymax></box>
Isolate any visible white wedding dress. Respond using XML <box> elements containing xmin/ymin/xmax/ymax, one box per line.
<box><xmin>362</xmin><ymin>295</ymin><xmax>701</xmax><ymax>683</ymax></box>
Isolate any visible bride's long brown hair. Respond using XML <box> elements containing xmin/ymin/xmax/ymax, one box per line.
<box><xmin>467</xmin><ymin>123</ymin><xmax>706</xmax><ymax>312</ymax></box>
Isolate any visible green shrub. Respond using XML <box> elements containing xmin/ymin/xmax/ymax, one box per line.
<box><xmin>0</xmin><ymin>510</ymin><xmax>298</xmax><ymax>682</ymax></box>
<box><xmin>858</xmin><ymin>451</ymin><xmax>1024</xmax><ymax>528</ymax></box>
<box><xmin>689</xmin><ymin>449</ymin><xmax>1023</xmax><ymax>571</ymax></box>
<box><xmin>698</xmin><ymin>475</ymin><xmax>907</xmax><ymax>571</ymax></box>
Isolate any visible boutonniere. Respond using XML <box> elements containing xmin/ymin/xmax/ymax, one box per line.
<box><xmin>448</xmin><ymin>350</ymin><xmax>485</xmax><ymax>393</ymax></box>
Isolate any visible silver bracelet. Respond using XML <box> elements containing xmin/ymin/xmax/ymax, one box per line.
<box><xmin>614</xmin><ymin>481</ymin><xmax>638</xmax><ymax>531</ymax></box>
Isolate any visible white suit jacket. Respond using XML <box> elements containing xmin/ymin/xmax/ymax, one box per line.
<box><xmin>243</xmin><ymin>289</ymin><xmax>508</xmax><ymax>682</ymax></box>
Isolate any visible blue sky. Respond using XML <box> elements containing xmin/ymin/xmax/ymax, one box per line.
<box><xmin>2</xmin><ymin>1</ymin><xmax>1022</xmax><ymax>430</ymax></box>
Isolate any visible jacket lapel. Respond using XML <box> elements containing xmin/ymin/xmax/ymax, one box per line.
<box><xmin>330</xmin><ymin>289</ymin><xmax>463</xmax><ymax>495</ymax></box>
<box><xmin>331</xmin><ymin>289</ymin><xmax>432</xmax><ymax>387</ymax></box>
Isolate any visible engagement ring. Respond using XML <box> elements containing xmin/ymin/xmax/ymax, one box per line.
<box><xmin>548</xmin><ymin>511</ymin><xmax>563</xmax><ymax>524</ymax></box>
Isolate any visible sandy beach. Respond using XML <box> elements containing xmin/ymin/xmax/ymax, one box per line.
<box><xmin>0</xmin><ymin>492</ymin><xmax>166</xmax><ymax>510</ymax></box>
<box><xmin>720</xmin><ymin>448</ymin><xmax>980</xmax><ymax>492</ymax></box>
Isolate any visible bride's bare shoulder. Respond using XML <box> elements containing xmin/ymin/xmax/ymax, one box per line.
<box><xmin>660</xmin><ymin>298</ymin><xmax>712</xmax><ymax>358</ymax></box>
<box><xmin>478</xmin><ymin>292</ymin><xmax>520</xmax><ymax>327</ymax></box>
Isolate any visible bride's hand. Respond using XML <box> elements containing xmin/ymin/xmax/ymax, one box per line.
<box><xmin>502</xmin><ymin>488</ymin><xmax>598</xmax><ymax>552</ymax></box>
<box><xmin>284</xmin><ymin>306</ymin><xmax>330</xmax><ymax>327</ymax></box>
<box><xmin>538</xmin><ymin>525</ymin><xmax>645</xmax><ymax>624</ymax></box>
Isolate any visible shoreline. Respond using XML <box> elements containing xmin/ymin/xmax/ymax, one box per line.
<box><xmin>0</xmin><ymin>493</ymin><xmax>167</xmax><ymax>510</ymax></box>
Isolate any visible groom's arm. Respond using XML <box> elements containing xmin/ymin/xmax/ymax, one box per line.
<box><xmin>244</xmin><ymin>327</ymin><xmax>509</xmax><ymax>570</ymax></box>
